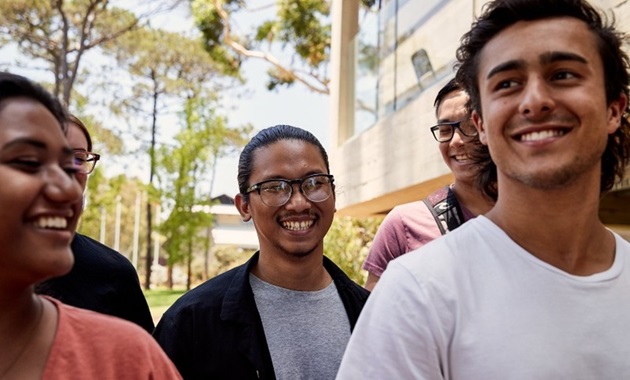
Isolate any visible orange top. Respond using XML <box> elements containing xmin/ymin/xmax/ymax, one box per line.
<box><xmin>43</xmin><ymin>297</ymin><xmax>181</xmax><ymax>380</ymax></box>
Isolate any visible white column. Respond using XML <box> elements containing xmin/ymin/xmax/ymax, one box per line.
<box><xmin>99</xmin><ymin>206</ymin><xmax>106</xmax><ymax>243</ymax></box>
<box><xmin>153</xmin><ymin>204</ymin><xmax>160</xmax><ymax>267</ymax></box>
<box><xmin>329</xmin><ymin>0</ymin><xmax>359</xmax><ymax>148</ymax></box>
<box><xmin>132</xmin><ymin>192</ymin><xmax>141</xmax><ymax>268</ymax></box>
<box><xmin>114</xmin><ymin>195</ymin><xmax>122</xmax><ymax>251</ymax></box>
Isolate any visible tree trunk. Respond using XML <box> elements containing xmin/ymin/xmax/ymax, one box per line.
<box><xmin>144</xmin><ymin>74</ymin><xmax>159</xmax><ymax>290</ymax></box>
<box><xmin>167</xmin><ymin>264</ymin><xmax>173</xmax><ymax>290</ymax></box>
<box><xmin>144</xmin><ymin>203</ymin><xmax>153</xmax><ymax>289</ymax></box>
<box><xmin>186</xmin><ymin>239</ymin><xmax>193</xmax><ymax>291</ymax></box>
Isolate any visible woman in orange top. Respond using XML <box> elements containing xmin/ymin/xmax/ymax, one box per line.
<box><xmin>0</xmin><ymin>72</ymin><xmax>181</xmax><ymax>380</ymax></box>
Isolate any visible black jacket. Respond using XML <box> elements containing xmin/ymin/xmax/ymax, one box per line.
<box><xmin>153</xmin><ymin>252</ymin><xmax>369</xmax><ymax>379</ymax></box>
<box><xmin>36</xmin><ymin>233</ymin><xmax>155</xmax><ymax>333</ymax></box>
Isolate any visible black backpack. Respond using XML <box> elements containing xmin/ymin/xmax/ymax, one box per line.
<box><xmin>422</xmin><ymin>186</ymin><xmax>465</xmax><ymax>235</ymax></box>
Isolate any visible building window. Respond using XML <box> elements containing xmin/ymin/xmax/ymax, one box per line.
<box><xmin>352</xmin><ymin>0</ymin><xmax>454</xmax><ymax>138</ymax></box>
<box><xmin>411</xmin><ymin>48</ymin><xmax>435</xmax><ymax>90</ymax></box>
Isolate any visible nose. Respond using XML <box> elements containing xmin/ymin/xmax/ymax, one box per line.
<box><xmin>518</xmin><ymin>77</ymin><xmax>555</xmax><ymax>120</ymax></box>
<box><xmin>284</xmin><ymin>184</ymin><xmax>312</xmax><ymax>212</ymax></box>
<box><xmin>45</xmin><ymin>166</ymin><xmax>83</xmax><ymax>204</ymax></box>
<box><xmin>450</xmin><ymin>129</ymin><xmax>466</xmax><ymax>146</ymax></box>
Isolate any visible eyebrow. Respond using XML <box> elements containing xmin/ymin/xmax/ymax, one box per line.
<box><xmin>257</xmin><ymin>171</ymin><xmax>327</xmax><ymax>182</ymax></box>
<box><xmin>486</xmin><ymin>60</ymin><xmax>526</xmax><ymax>80</ymax></box>
<box><xmin>486</xmin><ymin>51</ymin><xmax>589</xmax><ymax>80</ymax></box>
<box><xmin>2</xmin><ymin>138</ymin><xmax>47</xmax><ymax>151</ymax></box>
<box><xmin>539</xmin><ymin>51</ymin><xmax>588</xmax><ymax>66</ymax></box>
<box><xmin>2</xmin><ymin>138</ymin><xmax>74</xmax><ymax>155</ymax></box>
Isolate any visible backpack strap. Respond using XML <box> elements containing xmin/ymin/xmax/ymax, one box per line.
<box><xmin>422</xmin><ymin>186</ymin><xmax>466</xmax><ymax>235</ymax></box>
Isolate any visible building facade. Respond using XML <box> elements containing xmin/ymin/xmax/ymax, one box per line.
<box><xmin>329</xmin><ymin>0</ymin><xmax>630</xmax><ymax>239</ymax></box>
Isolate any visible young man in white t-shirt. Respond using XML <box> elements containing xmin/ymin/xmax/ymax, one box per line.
<box><xmin>337</xmin><ymin>0</ymin><xmax>630</xmax><ymax>378</ymax></box>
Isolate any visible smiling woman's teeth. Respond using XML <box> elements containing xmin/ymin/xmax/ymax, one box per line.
<box><xmin>282</xmin><ymin>220</ymin><xmax>313</xmax><ymax>231</ymax></box>
<box><xmin>521</xmin><ymin>129</ymin><xmax>564</xmax><ymax>141</ymax></box>
<box><xmin>34</xmin><ymin>217</ymin><xmax>67</xmax><ymax>229</ymax></box>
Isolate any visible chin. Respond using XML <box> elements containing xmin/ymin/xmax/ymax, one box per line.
<box><xmin>290</xmin><ymin>250</ymin><xmax>315</xmax><ymax>258</ymax></box>
<box><xmin>282</xmin><ymin>243</ymin><xmax>320</xmax><ymax>258</ymax></box>
<box><xmin>46</xmin><ymin>248</ymin><xmax>75</xmax><ymax>278</ymax></box>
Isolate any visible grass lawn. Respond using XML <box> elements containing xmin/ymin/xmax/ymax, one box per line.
<box><xmin>144</xmin><ymin>288</ymin><xmax>187</xmax><ymax>325</ymax></box>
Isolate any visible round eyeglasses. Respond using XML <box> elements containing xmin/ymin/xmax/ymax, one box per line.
<box><xmin>430</xmin><ymin>120</ymin><xmax>478</xmax><ymax>142</ymax></box>
<box><xmin>246</xmin><ymin>173</ymin><xmax>335</xmax><ymax>207</ymax></box>
<box><xmin>73</xmin><ymin>149</ymin><xmax>100</xmax><ymax>174</ymax></box>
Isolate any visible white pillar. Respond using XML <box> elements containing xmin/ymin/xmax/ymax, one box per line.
<box><xmin>114</xmin><ymin>195</ymin><xmax>122</xmax><ymax>251</ymax></box>
<box><xmin>132</xmin><ymin>192</ymin><xmax>141</xmax><ymax>269</ymax></box>
<box><xmin>329</xmin><ymin>0</ymin><xmax>359</xmax><ymax>148</ymax></box>
<box><xmin>153</xmin><ymin>204</ymin><xmax>160</xmax><ymax>267</ymax></box>
<box><xmin>99</xmin><ymin>206</ymin><xmax>106</xmax><ymax>244</ymax></box>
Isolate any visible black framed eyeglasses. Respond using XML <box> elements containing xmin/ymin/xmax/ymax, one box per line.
<box><xmin>246</xmin><ymin>173</ymin><xmax>335</xmax><ymax>207</ymax></box>
<box><xmin>73</xmin><ymin>149</ymin><xmax>100</xmax><ymax>174</ymax></box>
<box><xmin>430</xmin><ymin>120</ymin><xmax>478</xmax><ymax>142</ymax></box>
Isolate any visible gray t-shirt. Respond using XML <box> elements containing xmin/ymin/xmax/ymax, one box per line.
<box><xmin>250</xmin><ymin>273</ymin><xmax>351</xmax><ymax>380</ymax></box>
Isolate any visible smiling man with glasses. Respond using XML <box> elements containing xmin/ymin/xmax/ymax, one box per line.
<box><xmin>430</xmin><ymin>119</ymin><xmax>479</xmax><ymax>143</ymax></box>
<box><xmin>153</xmin><ymin>124</ymin><xmax>369</xmax><ymax>379</ymax></box>
<box><xmin>362</xmin><ymin>78</ymin><xmax>496</xmax><ymax>291</ymax></box>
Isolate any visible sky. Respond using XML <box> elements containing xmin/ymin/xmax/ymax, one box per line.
<box><xmin>0</xmin><ymin>1</ymin><xmax>330</xmax><ymax>200</ymax></box>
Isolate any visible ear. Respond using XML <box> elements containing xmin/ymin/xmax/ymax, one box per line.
<box><xmin>607</xmin><ymin>93</ymin><xmax>628</xmax><ymax>134</ymax></box>
<box><xmin>472</xmin><ymin>110</ymin><xmax>488</xmax><ymax>145</ymax></box>
<box><xmin>235</xmin><ymin>193</ymin><xmax>252</xmax><ymax>222</ymax></box>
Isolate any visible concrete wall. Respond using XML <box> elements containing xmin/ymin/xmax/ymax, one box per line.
<box><xmin>330</xmin><ymin>0</ymin><xmax>474</xmax><ymax>216</ymax></box>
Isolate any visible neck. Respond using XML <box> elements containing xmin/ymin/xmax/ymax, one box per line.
<box><xmin>487</xmin><ymin>176</ymin><xmax>614</xmax><ymax>275</ymax></box>
<box><xmin>0</xmin><ymin>293</ymin><xmax>45</xmax><ymax>378</ymax></box>
<box><xmin>253</xmin><ymin>250</ymin><xmax>332</xmax><ymax>291</ymax></box>
<box><xmin>452</xmin><ymin>180</ymin><xmax>494</xmax><ymax>216</ymax></box>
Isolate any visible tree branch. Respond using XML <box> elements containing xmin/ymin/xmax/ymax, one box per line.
<box><xmin>212</xmin><ymin>0</ymin><xmax>329</xmax><ymax>94</ymax></box>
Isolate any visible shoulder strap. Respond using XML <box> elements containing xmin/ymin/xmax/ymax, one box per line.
<box><xmin>422</xmin><ymin>186</ymin><xmax>466</xmax><ymax>235</ymax></box>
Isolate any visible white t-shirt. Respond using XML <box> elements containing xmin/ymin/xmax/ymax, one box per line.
<box><xmin>337</xmin><ymin>216</ymin><xmax>630</xmax><ymax>379</ymax></box>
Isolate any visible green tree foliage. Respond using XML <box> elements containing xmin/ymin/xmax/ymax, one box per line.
<box><xmin>324</xmin><ymin>215</ymin><xmax>382</xmax><ymax>285</ymax></box>
<box><xmin>190</xmin><ymin>0</ymin><xmax>375</xmax><ymax>94</ymax></box>
<box><xmin>0</xmin><ymin>0</ymin><xmax>189</xmax><ymax>104</ymax></box>
<box><xmin>0</xmin><ymin>0</ymin><xmax>143</xmax><ymax>104</ymax></box>
<box><xmin>103</xmin><ymin>25</ymin><xmax>240</xmax><ymax>289</ymax></box>
<box><xmin>79</xmin><ymin>171</ymin><xmax>149</xmax><ymax>263</ymax></box>
<box><xmin>71</xmin><ymin>112</ymin><xmax>125</xmax><ymax>156</ymax></box>
<box><xmin>207</xmin><ymin>246</ymin><xmax>253</xmax><ymax>280</ymax></box>
<box><xmin>157</xmin><ymin>97</ymin><xmax>252</xmax><ymax>289</ymax></box>
<box><xmin>157</xmin><ymin>104</ymin><xmax>214</xmax><ymax>290</ymax></box>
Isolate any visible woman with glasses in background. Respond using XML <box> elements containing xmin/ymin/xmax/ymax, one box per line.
<box><xmin>37</xmin><ymin>114</ymin><xmax>155</xmax><ymax>333</ymax></box>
